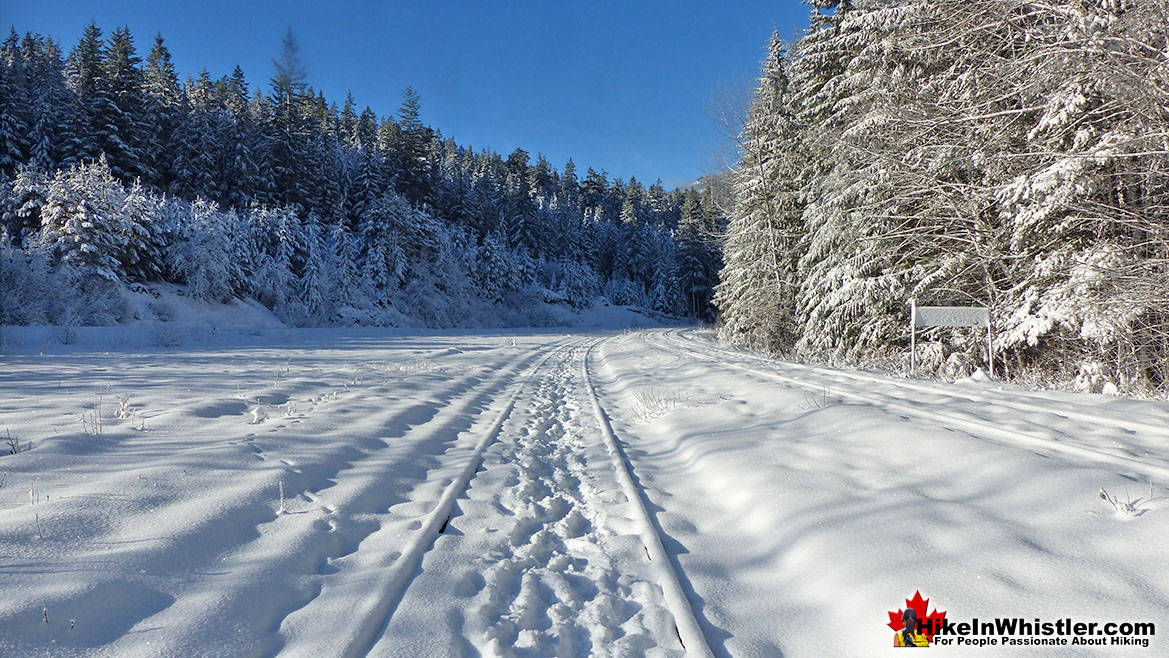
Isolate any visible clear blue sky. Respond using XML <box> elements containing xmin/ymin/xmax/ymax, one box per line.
<box><xmin>2</xmin><ymin>0</ymin><xmax>812</xmax><ymax>187</ymax></box>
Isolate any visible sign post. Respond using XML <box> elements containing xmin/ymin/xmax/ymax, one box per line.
<box><xmin>909</xmin><ymin>298</ymin><xmax>916</xmax><ymax>375</ymax></box>
<box><xmin>909</xmin><ymin>302</ymin><xmax>993</xmax><ymax>378</ymax></box>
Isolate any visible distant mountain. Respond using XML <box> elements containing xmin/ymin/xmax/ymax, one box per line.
<box><xmin>681</xmin><ymin>171</ymin><xmax>734</xmax><ymax>213</ymax></box>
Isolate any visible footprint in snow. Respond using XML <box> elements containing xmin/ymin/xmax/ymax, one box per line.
<box><xmin>455</xmin><ymin>571</ymin><xmax>487</xmax><ymax>597</ymax></box>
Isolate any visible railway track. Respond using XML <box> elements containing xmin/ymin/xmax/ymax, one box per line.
<box><xmin>662</xmin><ymin>328</ymin><xmax>1169</xmax><ymax>438</ymax></box>
<box><xmin>285</xmin><ymin>335</ymin><xmax>713</xmax><ymax>657</ymax></box>
<box><xmin>643</xmin><ymin>329</ymin><xmax>1169</xmax><ymax>484</ymax></box>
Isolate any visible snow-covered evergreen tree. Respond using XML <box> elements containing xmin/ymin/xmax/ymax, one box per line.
<box><xmin>143</xmin><ymin>33</ymin><xmax>182</xmax><ymax>193</ymax></box>
<box><xmin>35</xmin><ymin>158</ymin><xmax>125</xmax><ymax>280</ymax></box>
<box><xmin>716</xmin><ymin>32</ymin><xmax>808</xmax><ymax>353</ymax></box>
<box><xmin>63</xmin><ymin>22</ymin><xmax>108</xmax><ymax>166</ymax></box>
<box><xmin>7</xmin><ymin>165</ymin><xmax>49</xmax><ymax>247</ymax></box>
<box><xmin>0</xmin><ymin>30</ymin><xmax>31</xmax><ymax>176</ymax></box>
<box><xmin>101</xmin><ymin>27</ymin><xmax>151</xmax><ymax>185</ymax></box>
<box><xmin>23</xmin><ymin>35</ymin><xmax>76</xmax><ymax>172</ymax></box>
<box><xmin>118</xmin><ymin>181</ymin><xmax>164</xmax><ymax>281</ymax></box>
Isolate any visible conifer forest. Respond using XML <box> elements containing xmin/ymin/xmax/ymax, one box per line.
<box><xmin>3</xmin><ymin>4</ymin><xmax>1169</xmax><ymax>656</ymax></box>
<box><xmin>717</xmin><ymin>0</ymin><xmax>1168</xmax><ymax>395</ymax></box>
<box><xmin>0</xmin><ymin>24</ymin><xmax>724</xmax><ymax>329</ymax></box>
<box><xmin>3</xmin><ymin>0</ymin><xmax>1169</xmax><ymax>395</ymax></box>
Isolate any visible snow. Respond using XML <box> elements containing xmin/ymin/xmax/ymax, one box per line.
<box><xmin>1</xmin><ymin>320</ymin><xmax>1166</xmax><ymax>656</ymax></box>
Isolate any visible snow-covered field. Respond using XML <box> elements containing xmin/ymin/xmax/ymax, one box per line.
<box><xmin>2</xmin><ymin>325</ymin><xmax>1166</xmax><ymax>657</ymax></box>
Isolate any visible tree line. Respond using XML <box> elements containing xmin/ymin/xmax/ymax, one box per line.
<box><xmin>0</xmin><ymin>25</ymin><xmax>724</xmax><ymax>327</ymax></box>
<box><xmin>716</xmin><ymin>0</ymin><xmax>1169</xmax><ymax>395</ymax></box>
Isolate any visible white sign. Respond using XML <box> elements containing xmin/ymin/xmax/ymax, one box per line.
<box><xmin>908</xmin><ymin>299</ymin><xmax>994</xmax><ymax>378</ymax></box>
<box><xmin>913</xmin><ymin>306</ymin><xmax>990</xmax><ymax>328</ymax></box>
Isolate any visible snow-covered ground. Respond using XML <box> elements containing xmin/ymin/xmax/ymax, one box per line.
<box><xmin>1</xmin><ymin>324</ymin><xmax>1166</xmax><ymax>657</ymax></box>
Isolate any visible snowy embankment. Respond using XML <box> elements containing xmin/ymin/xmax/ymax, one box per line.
<box><xmin>607</xmin><ymin>331</ymin><xmax>1169</xmax><ymax>656</ymax></box>
<box><xmin>1</xmin><ymin>325</ymin><xmax>1166</xmax><ymax>657</ymax></box>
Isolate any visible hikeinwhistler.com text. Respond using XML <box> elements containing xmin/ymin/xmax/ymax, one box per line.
<box><xmin>922</xmin><ymin>618</ymin><xmax>1155</xmax><ymax>648</ymax></box>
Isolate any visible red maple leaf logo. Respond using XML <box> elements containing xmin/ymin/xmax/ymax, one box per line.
<box><xmin>887</xmin><ymin>590</ymin><xmax>947</xmax><ymax>641</ymax></box>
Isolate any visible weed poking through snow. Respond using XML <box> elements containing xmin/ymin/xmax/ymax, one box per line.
<box><xmin>5</xmin><ymin>429</ymin><xmax>30</xmax><ymax>455</ymax></box>
<box><xmin>800</xmin><ymin>387</ymin><xmax>834</xmax><ymax>411</ymax></box>
<box><xmin>115</xmin><ymin>396</ymin><xmax>132</xmax><ymax>420</ymax></box>
<box><xmin>632</xmin><ymin>387</ymin><xmax>688</xmax><ymax>422</ymax></box>
<box><xmin>1099</xmin><ymin>486</ymin><xmax>1144</xmax><ymax>516</ymax></box>
<box><xmin>78</xmin><ymin>391</ymin><xmax>105</xmax><ymax>435</ymax></box>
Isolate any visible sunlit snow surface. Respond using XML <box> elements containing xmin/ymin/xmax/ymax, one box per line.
<box><xmin>1</xmin><ymin>324</ymin><xmax>1166</xmax><ymax>657</ymax></box>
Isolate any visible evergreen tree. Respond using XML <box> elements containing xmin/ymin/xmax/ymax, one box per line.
<box><xmin>268</xmin><ymin>27</ymin><xmax>310</xmax><ymax>211</ymax></box>
<box><xmin>717</xmin><ymin>32</ymin><xmax>807</xmax><ymax>354</ymax></box>
<box><xmin>0</xmin><ymin>30</ymin><xmax>31</xmax><ymax>176</ymax></box>
<box><xmin>393</xmin><ymin>86</ymin><xmax>432</xmax><ymax>206</ymax></box>
<box><xmin>101</xmin><ymin>26</ymin><xmax>151</xmax><ymax>184</ymax></box>
<box><xmin>560</xmin><ymin>158</ymin><xmax>580</xmax><ymax>211</ymax></box>
<box><xmin>617</xmin><ymin>188</ymin><xmax>653</xmax><ymax>285</ymax></box>
<box><xmin>269</xmin><ymin>27</ymin><xmax>307</xmax><ymax>130</ymax></box>
<box><xmin>676</xmin><ymin>190</ymin><xmax>713</xmax><ymax>318</ymax></box>
<box><xmin>171</xmin><ymin>71</ymin><xmax>220</xmax><ymax>201</ymax></box>
<box><xmin>23</xmin><ymin>35</ymin><xmax>76</xmax><ymax>171</ymax></box>
<box><xmin>339</xmin><ymin>92</ymin><xmax>358</xmax><ymax>148</ymax></box>
<box><xmin>35</xmin><ymin>158</ymin><xmax>126</xmax><ymax>279</ymax></box>
<box><xmin>528</xmin><ymin>153</ymin><xmax>553</xmax><ymax>203</ymax></box>
<box><xmin>247</xmin><ymin>89</ymin><xmax>280</xmax><ymax>207</ymax></box>
<box><xmin>355</xmin><ymin>106</ymin><xmax>378</xmax><ymax>152</ymax></box>
<box><xmin>7</xmin><ymin>165</ymin><xmax>49</xmax><ymax>247</ymax></box>
<box><xmin>220</xmin><ymin>67</ymin><xmax>261</xmax><ymax>208</ymax></box>
<box><xmin>144</xmin><ymin>33</ymin><xmax>183</xmax><ymax>192</ymax></box>
<box><xmin>298</xmin><ymin>215</ymin><xmax>328</xmax><ymax>322</ymax></box>
<box><xmin>581</xmin><ymin>167</ymin><xmax>607</xmax><ymax>211</ymax></box>
<box><xmin>118</xmin><ymin>180</ymin><xmax>165</xmax><ymax>281</ymax></box>
<box><xmin>503</xmin><ymin>148</ymin><xmax>538</xmax><ymax>251</ymax></box>
<box><xmin>63</xmin><ymin>21</ymin><xmax>107</xmax><ymax>165</ymax></box>
<box><xmin>328</xmin><ymin>220</ymin><xmax>363</xmax><ymax>308</ymax></box>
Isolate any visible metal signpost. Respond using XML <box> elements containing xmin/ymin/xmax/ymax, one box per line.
<box><xmin>909</xmin><ymin>299</ymin><xmax>993</xmax><ymax>378</ymax></box>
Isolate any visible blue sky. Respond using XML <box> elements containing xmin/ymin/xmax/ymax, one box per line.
<box><xmin>2</xmin><ymin>1</ymin><xmax>812</xmax><ymax>187</ymax></box>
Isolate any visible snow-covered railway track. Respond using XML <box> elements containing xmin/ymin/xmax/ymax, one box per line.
<box><xmin>342</xmin><ymin>339</ymin><xmax>583</xmax><ymax>657</ymax></box>
<box><xmin>661</xmin><ymin>328</ymin><xmax>1169</xmax><ymax>439</ymax></box>
<box><xmin>643</xmin><ymin>331</ymin><xmax>1169</xmax><ymax>483</ymax></box>
<box><xmin>357</xmin><ymin>336</ymin><xmax>707</xmax><ymax>657</ymax></box>
<box><xmin>275</xmin><ymin>337</ymin><xmax>586</xmax><ymax>658</ymax></box>
<box><xmin>0</xmin><ymin>334</ymin><xmax>583</xmax><ymax>658</ymax></box>
<box><xmin>581</xmin><ymin>338</ymin><xmax>716</xmax><ymax>658</ymax></box>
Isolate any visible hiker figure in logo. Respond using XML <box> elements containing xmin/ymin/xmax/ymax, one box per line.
<box><xmin>895</xmin><ymin>608</ymin><xmax>929</xmax><ymax>647</ymax></box>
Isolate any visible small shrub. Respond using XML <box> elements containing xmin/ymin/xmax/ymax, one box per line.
<box><xmin>800</xmin><ymin>387</ymin><xmax>834</xmax><ymax>411</ymax></box>
<box><xmin>5</xmin><ymin>429</ymin><xmax>30</xmax><ymax>455</ymax></box>
<box><xmin>632</xmin><ymin>387</ymin><xmax>687</xmax><ymax>422</ymax></box>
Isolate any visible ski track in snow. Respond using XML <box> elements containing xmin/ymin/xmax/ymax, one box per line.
<box><xmin>661</xmin><ymin>328</ymin><xmax>1169</xmax><ymax>437</ymax></box>
<box><xmin>0</xmin><ymin>332</ymin><xmax>706</xmax><ymax>658</ymax></box>
<box><xmin>372</xmin><ymin>340</ymin><xmax>692</xmax><ymax>658</ymax></box>
<box><xmin>643</xmin><ymin>329</ymin><xmax>1169</xmax><ymax>482</ymax></box>
<box><xmin>2</xmin><ymin>327</ymin><xmax>1167</xmax><ymax>657</ymax></box>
